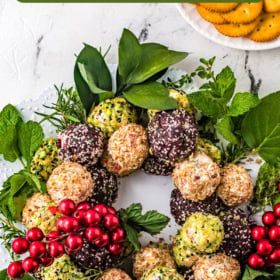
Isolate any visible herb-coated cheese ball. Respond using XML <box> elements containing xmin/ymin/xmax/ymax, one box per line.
<box><xmin>102</xmin><ymin>124</ymin><xmax>149</xmax><ymax>176</ymax></box>
<box><xmin>56</xmin><ymin>124</ymin><xmax>105</xmax><ymax>167</ymax></box>
<box><xmin>22</xmin><ymin>193</ymin><xmax>61</xmax><ymax>234</ymax></box>
<box><xmin>180</xmin><ymin>212</ymin><xmax>224</xmax><ymax>254</ymax></box>
<box><xmin>35</xmin><ymin>254</ymin><xmax>85</xmax><ymax>280</ymax></box>
<box><xmin>30</xmin><ymin>138</ymin><xmax>62</xmax><ymax>181</ymax></box>
<box><xmin>172</xmin><ymin>234</ymin><xmax>200</xmax><ymax>268</ymax></box>
<box><xmin>193</xmin><ymin>254</ymin><xmax>241</xmax><ymax>280</ymax></box>
<box><xmin>142</xmin><ymin>155</ymin><xmax>174</xmax><ymax>176</ymax></box>
<box><xmin>197</xmin><ymin>138</ymin><xmax>221</xmax><ymax>163</ymax></box>
<box><xmin>87</xmin><ymin>97</ymin><xmax>138</xmax><ymax>137</ymax></box>
<box><xmin>172</xmin><ymin>152</ymin><xmax>221</xmax><ymax>202</ymax></box>
<box><xmin>217</xmin><ymin>164</ymin><xmax>254</xmax><ymax>206</ymax></box>
<box><xmin>148</xmin><ymin>110</ymin><xmax>198</xmax><ymax>162</ymax></box>
<box><xmin>47</xmin><ymin>161</ymin><xmax>94</xmax><ymax>204</ymax></box>
<box><xmin>99</xmin><ymin>269</ymin><xmax>131</xmax><ymax>280</ymax></box>
<box><xmin>141</xmin><ymin>266</ymin><xmax>184</xmax><ymax>280</ymax></box>
<box><xmin>133</xmin><ymin>243</ymin><xmax>176</xmax><ymax>279</ymax></box>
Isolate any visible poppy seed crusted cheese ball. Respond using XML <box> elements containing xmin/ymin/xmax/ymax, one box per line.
<box><xmin>47</xmin><ymin>162</ymin><xmax>94</xmax><ymax>204</ymax></box>
<box><xmin>133</xmin><ymin>243</ymin><xmax>176</xmax><ymax>279</ymax></box>
<box><xmin>22</xmin><ymin>193</ymin><xmax>61</xmax><ymax>234</ymax></box>
<box><xmin>172</xmin><ymin>152</ymin><xmax>221</xmax><ymax>202</ymax></box>
<box><xmin>99</xmin><ymin>269</ymin><xmax>132</xmax><ymax>280</ymax></box>
<box><xmin>180</xmin><ymin>212</ymin><xmax>224</xmax><ymax>254</ymax></box>
<box><xmin>87</xmin><ymin>97</ymin><xmax>138</xmax><ymax>137</ymax></box>
<box><xmin>217</xmin><ymin>164</ymin><xmax>254</xmax><ymax>206</ymax></box>
<box><xmin>102</xmin><ymin>124</ymin><xmax>149</xmax><ymax>176</ymax></box>
<box><xmin>141</xmin><ymin>266</ymin><xmax>184</xmax><ymax>280</ymax></box>
<box><xmin>148</xmin><ymin>110</ymin><xmax>198</xmax><ymax>162</ymax></box>
<box><xmin>142</xmin><ymin>155</ymin><xmax>174</xmax><ymax>176</ymax></box>
<box><xmin>57</xmin><ymin>124</ymin><xmax>105</xmax><ymax>167</ymax></box>
<box><xmin>193</xmin><ymin>254</ymin><xmax>241</xmax><ymax>280</ymax></box>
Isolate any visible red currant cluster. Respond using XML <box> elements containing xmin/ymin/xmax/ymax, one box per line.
<box><xmin>7</xmin><ymin>199</ymin><xmax>125</xmax><ymax>279</ymax></box>
<box><xmin>248</xmin><ymin>203</ymin><xmax>280</xmax><ymax>270</ymax></box>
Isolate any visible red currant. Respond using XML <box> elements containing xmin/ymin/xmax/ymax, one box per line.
<box><xmin>269</xmin><ymin>226</ymin><xmax>280</xmax><ymax>242</ymax></box>
<box><xmin>46</xmin><ymin>231</ymin><xmax>61</xmax><ymax>241</ymax></box>
<box><xmin>39</xmin><ymin>255</ymin><xmax>54</xmax><ymax>267</ymax></box>
<box><xmin>73</xmin><ymin>209</ymin><xmax>87</xmax><ymax>225</ymax></box>
<box><xmin>62</xmin><ymin>217</ymin><xmax>79</xmax><ymax>233</ymax></box>
<box><xmin>248</xmin><ymin>253</ymin><xmax>265</xmax><ymax>269</ymax></box>
<box><xmin>262</xmin><ymin>211</ymin><xmax>276</xmax><ymax>226</ymax></box>
<box><xmin>104</xmin><ymin>214</ymin><xmax>119</xmax><ymax>231</ymax></box>
<box><xmin>256</xmin><ymin>239</ymin><xmax>273</xmax><ymax>256</ymax></box>
<box><xmin>48</xmin><ymin>241</ymin><xmax>64</xmax><ymax>258</ymax></box>
<box><xmin>26</xmin><ymin>228</ymin><xmax>44</xmax><ymax>242</ymax></box>
<box><xmin>7</xmin><ymin>261</ymin><xmax>24</xmax><ymax>279</ymax></box>
<box><xmin>57</xmin><ymin>217</ymin><xmax>66</xmax><ymax>231</ymax></box>
<box><xmin>22</xmin><ymin>257</ymin><xmax>39</xmax><ymax>273</ymax></box>
<box><xmin>251</xmin><ymin>226</ymin><xmax>267</xmax><ymax>241</ymax></box>
<box><xmin>64</xmin><ymin>245</ymin><xmax>79</xmax><ymax>255</ymax></box>
<box><xmin>278</xmin><ymin>182</ymin><xmax>280</xmax><ymax>192</ymax></box>
<box><xmin>85</xmin><ymin>210</ymin><xmax>101</xmax><ymax>226</ymax></box>
<box><xmin>86</xmin><ymin>227</ymin><xmax>102</xmax><ymax>242</ymax></box>
<box><xmin>107</xmin><ymin>207</ymin><xmax>116</xmax><ymax>215</ymax></box>
<box><xmin>93</xmin><ymin>204</ymin><xmax>108</xmax><ymax>216</ymax></box>
<box><xmin>94</xmin><ymin>233</ymin><xmax>109</xmax><ymax>247</ymax></box>
<box><xmin>29</xmin><ymin>241</ymin><xmax>46</xmax><ymax>259</ymax></box>
<box><xmin>269</xmin><ymin>248</ymin><xmax>280</xmax><ymax>263</ymax></box>
<box><xmin>12</xmin><ymin>237</ymin><xmax>29</xmax><ymax>254</ymax></box>
<box><xmin>108</xmin><ymin>244</ymin><xmax>124</xmax><ymax>255</ymax></box>
<box><xmin>59</xmin><ymin>199</ymin><xmax>76</xmax><ymax>216</ymax></box>
<box><xmin>65</xmin><ymin>235</ymin><xmax>83</xmax><ymax>251</ymax></box>
<box><xmin>111</xmin><ymin>228</ymin><xmax>125</xmax><ymax>244</ymax></box>
<box><xmin>274</xmin><ymin>204</ymin><xmax>280</xmax><ymax>217</ymax></box>
<box><xmin>77</xmin><ymin>202</ymin><xmax>91</xmax><ymax>211</ymax></box>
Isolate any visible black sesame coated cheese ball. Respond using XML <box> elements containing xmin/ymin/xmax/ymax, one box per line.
<box><xmin>218</xmin><ymin>207</ymin><xmax>256</xmax><ymax>265</ymax></box>
<box><xmin>177</xmin><ymin>267</ymin><xmax>195</xmax><ymax>280</ymax></box>
<box><xmin>71</xmin><ymin>237</ymin><xmax>121</xmax><ymax>271</ymax></box>
<box><xmin>86</xmin><ymin>165</ymin><xmax>119</xmax><ymax>206</ymax></box>
<box><xmin>56</xmin><ymin>124</ymin><xmax>105</xmax><ymax>167</ymax></box>
<box><xmin>170</xmin><ymin>189</ymin><xmax>226</xmax><ymax>225</ymax></box>
<box><xmin>147</xmin><ymin>110</ymin><xmax>198</xmax><ymax>162</ymax></box>
<box><xmin>142</xmin><ymin>155</ymin><xmax>174</xmax><ymax>176</ymax></box>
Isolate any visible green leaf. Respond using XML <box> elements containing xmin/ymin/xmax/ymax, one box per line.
<box><xmin>124</xmin><ymin>82</ymin><xmax>178</xmax><ymax>110</ymax></box>
<box><xmin>0</xmin><ymin>105</ymin><xmax>22</xmax><ymax>162</ymax></box>
<box><xmin>18</xmin><ymin>121</ymin><xmax>44</xmax><ymax>167</ymax></box>
<box><xmin>241</xmin><ymin>91</ymin><xmax>280</xmax><ymax>163</ymax></box>
<box><xmin>122</xmin><ymin>223</ymin><xmax>141</xmax><ymax>251</ymax></box>
<box><xmin>118</xmin><ymin>29</ymin><xmax>141</xmax><ymax>82</ymax></box>
<box><xmin>0</xmin><ymin>269</ymin><xmax>34</xmax><ymax>280</ymax></box>
<box><xmin>127</xmin><ymin>43</ymin><xmax>188</xmax><ymax>84</ymax></box>
<box><xmin>22</xmin><ymin>171</ymin><xmax>46</xmax><ymax>194</ymax></box>
<box><xmin>188</xmin><ymin>91</ymin><xmax>226</xmax><ymax>118</ymax></box>
<box><xmin>215</xmin><ymin>117</ymin><xmax>239</xmax><ymax>144</ymax></box>
<box><xmin>242</xmin><ymin>265</ymin><xmax>271</xmax><ymax>280</ymax></box>
<box><xmin>227</xmin><ymin>92</ymin><xmax>260</xmax><ymax>117</ymax></box>
<box><xmin>98</xmin><ymin>91</ymin><xmax>115</xmax><ymax>102</ymax></box>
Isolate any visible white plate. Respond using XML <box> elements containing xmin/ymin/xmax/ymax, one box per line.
<box><xmin>177</xmin><ymin>3</ymin><xmax>280</xmax><ymax>51</ymax></box>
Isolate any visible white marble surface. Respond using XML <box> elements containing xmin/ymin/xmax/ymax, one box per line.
<box><xmin>0</xmin><ymin>0</ymin><xmax>280</xmax><ymax>109</ymax></box>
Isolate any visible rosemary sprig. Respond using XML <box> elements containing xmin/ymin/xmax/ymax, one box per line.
<box><xmin>0</xmin><ymin>217</ymin><xmax>26</xmax><ymax>261</ymax></box>
<box><xmin>36</xmin><ymin>85</ymin><xmax>86</xmax><ymax>132</ymax></box>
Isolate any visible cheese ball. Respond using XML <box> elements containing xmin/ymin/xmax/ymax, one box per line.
<box><xmin>22</xmin><ymin>193</ymin><xmax>61</xmax><ymax>234</ymax></box>
<box><xmin>197</xmin><ymin>138</ymin><xmax>221</xmax><ymax>163</ymax></box>
<box><xmin>172</xmin><ymin>152</ymin><xmax>221</xmax><ymax>202</ymax></box>
<box><xmin>30</xmin><ymin>138</ymin><xmax>62</xmax><ymax>181</ymax></box>
<box><xmin>47</xmin><ymin>162</ymin><xmax>94</xmax><ymax>204</ymax></box>
<box><xmin>142</xmin><ymin>155</ymin><xmax>174</xmax><ymax>176</ymax></box>
<box><xmin>102</xmin><ymin>124</ymin><xmax>149</xmax><ymax>176</ymax></box>
<box><xmin>87</xmin><ymin>97</ymin><xmax>138</xmax><ymax>137</ymax></box>
<box><xmin>173</xmin><ymin>234</ymin><xmax>200</xmax><ymax>268</ymax></box>
<box><xmin>141</xmin><ymin>266</ymin><xmax>184</xmax><ymax>280</ymax></box>
<box><xmin>133</xmin><ymin>243</ymin><xmax>176</xmax><ymax>279</ymax></box>
<box><xmin>99</xmin><ymin>269</ymin><xmax>131</xmax><ymax>280</ymax></box>
<box><xmin>148</xmin><ymin>110</ymin><xmax>198</xmax><ymax>162</ymax></box>
<box><xmin>193</xmin><ymin>254</ymin><xmax>241</xmax><ymax>280</ymax></box>
<box><xmin>180</xmin><ymin>212</ymin><xmax>224</xmax><ymax>254</ymax></box>
<box><xmin>35</xmin><ymin>254</ymin><xmax>85</xmax><ymax>280</ymax></box>
<box><xmin>56</xmin><ymin>124</ymin><xmax>105</xmax><ymax>167</ymax></box>
<box><xmin>217</xmin><ymin>164</ymin><xmax>253</xmax><ymax>206</ymax></box>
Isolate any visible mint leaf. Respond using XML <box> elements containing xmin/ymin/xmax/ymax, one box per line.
<box><xmin>241</xmin><ymin>91</ymin><xmax>280</xmax><ymax>163</ymax></box>
<box><xmin>122</xmin><ymin>223</ymin><xmax>141</xmax><ymax>251</ymax></box>
<box><xmin>124</xmin><ymin>82</ymin><xmax>178</xmax><ymax>110</ymax></box>
<box><xmin>0</xmin><ymin>269</ymin><xmax>34</xmax><ymax>280</ymax></box>
<box><xmin>227</xmin><ymin>92</ymin><xmax>260</xmax><ymax>117</ymax></box>
<box><xmin>242</xmin><ymin>265</ymin><xmax>271</xmax><ymax>280</ymax></box>
<box><xmin>22</xmin><ymin>171</ymin><xmax>46</xmax><ymax>194</ymax></box>
<box><xmin>215</xmin><ymin>117</ymin><xmax>238</xmax><ymax>144</ymax></box>
<box><xmin>18</xmin><ymin>121</ymin><xmax>44</xmax><ymax>167</ymax></box>
<box><xmin>0</xmin><ymin>105</ymin><xmax>22</xmax><ymax>162</ymax></box>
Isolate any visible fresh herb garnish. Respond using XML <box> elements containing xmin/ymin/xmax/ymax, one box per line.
<box><xmin>0</xmin><ymin>268</ymin><xmax>34</xmax><ymax>280</ymax></box>
<box><xmin>119</xmin><ymin>203</ymin><xmax>170</xmax><ymax>251</ymax></box>
<box><xmin>242</xmin><ymin>265</ymin><xmax>271</xmax><ymax>280</ymax></box>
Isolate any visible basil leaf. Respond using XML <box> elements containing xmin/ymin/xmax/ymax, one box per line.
<box><xmin>188</xmin><ymin>91</ymin><xmax>226</xmax><ymax>118</ymax></box>
<box><xmin>241</xmin><ymin>91</ymin><xmax>280</xmax><ymax>163</ymax></box>
<box><xmin>118</xmin><ymin>29</ymin><xmax>141</xmax><ymax>82</ymax></box>
<box><xmin>0</xmin><ymin>105</ymin><xmax>22</xmax><ymax>162</ymax></box>
<box><xmin>227</xmin><ymin>92</ymin><xmax>260</xmax><ymax>117</ymax></box>
<box><xmin>127</xmin><ymin>43</ymin><xmax>188</xmax><ymax>84</ymax></box>
<box><xmin>215</xmin><ymin>117</ymin><xmax>238</xmax><ymax>144</ymax></box>
<box><xmin>18</xmin><ymin>121</ymin><xmax>44</xmax><ymax>167</ymax></box>
<box><xmin>242</xmin><ymin>265</ymin><xmax>271</xmax><ymax>280</ymax></box>
<box><xmin>124</xmin><ymin>82</ymin><xmax>178</xmax><ymax>110</ymax></box>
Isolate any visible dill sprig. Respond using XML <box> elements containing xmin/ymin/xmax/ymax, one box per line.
<box><xmin>0</xmin><ymin>217</ymin><xmax>26</xmax><ymax>261</ymax></box>
<box><xmin>36</xmin><ymin>85</ymin><xmax>87</xmax><ymax>132</ymax></box>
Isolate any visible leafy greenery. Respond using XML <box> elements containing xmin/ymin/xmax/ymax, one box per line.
<box><xmin>0</xmin><ymin>269</ymin><xmax>34</xmax><ymax>280</ymax></box>
<box><xmin>119</xmin><ymin>203</ymin><xmax>170</xmax><ymax>251</ymax></box>
<box><xmin>242</xmin><ymin>265</ymin><xmax>271</xmax><ymax>280</ymax></box>
<box><xmin>36</xmin><ymin>85</ymin><xmax>86</xmax><ymax>131</ymax></box>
